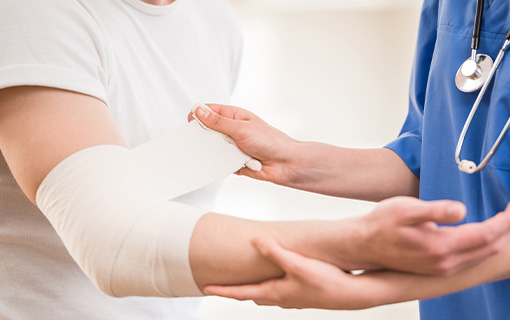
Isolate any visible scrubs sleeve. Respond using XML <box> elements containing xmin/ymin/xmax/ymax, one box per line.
<box><xmin>384</xmin><ymin>0</ymin><xmax>439</xmax><ymax>179</ymax></box>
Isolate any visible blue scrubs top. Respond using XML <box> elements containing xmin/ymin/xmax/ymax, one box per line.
<box><xmin>385</xmin><ymin>0</ymin><xmax>510</xmax><ymax>319</ymax></box>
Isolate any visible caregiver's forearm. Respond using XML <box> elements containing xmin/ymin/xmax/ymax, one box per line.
<box><xmin>282</xmin><ymin>143</ymin><xmax>419</xmax><ymax>201</ymax></box>
<box><xmin>362</xmin><ymin>243</ymin><xmax>510</xmax><ymax>308</ymax></box>
<box><xmin>192</xmin><ymin>105</ymin><xmax>418</xmax><ymax>202</ymax></box>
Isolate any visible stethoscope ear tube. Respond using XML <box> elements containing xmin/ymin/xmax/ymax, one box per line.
<box><xmin>472</xmin><ymin>0</ymin><xmax>484</xmax><ymax>50</ymax></box>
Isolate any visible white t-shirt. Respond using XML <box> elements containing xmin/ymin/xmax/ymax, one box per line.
<box><xmin>0</xmin><ymin>0</ymin><xmax>242</xmax><ymax>318</ymax></box>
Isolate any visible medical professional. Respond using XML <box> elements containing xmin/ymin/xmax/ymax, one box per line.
<box><xmin>194</xmin><ymin>0</ymin><xmax>510</xmax><ymax>318</ymax></box>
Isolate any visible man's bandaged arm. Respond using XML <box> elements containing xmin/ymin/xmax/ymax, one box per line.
<box><xmin>0</xmin><ymin>87</ymin><xmax>348</xmax><ymax>297</ymax></box>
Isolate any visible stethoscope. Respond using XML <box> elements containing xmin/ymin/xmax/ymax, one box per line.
<box><xmin>455</xmin><ymin>0</ymin><xmax>510</xmax><ymax>174</ymax></box>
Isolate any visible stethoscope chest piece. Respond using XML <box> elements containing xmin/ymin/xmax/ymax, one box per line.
<box><xmin>455</xmin><ymin>54</ymin><xmax>494</xmax><ymax>92</ymax></box>
<box><xmin>454</xmin><ymin>0</ymin><xmax>510</xmax><ymax>173</ymax></box>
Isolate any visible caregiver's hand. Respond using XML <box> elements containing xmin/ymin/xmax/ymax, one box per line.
<box><xmin>189</xmin><ymin>104</ymin><xmax>420</xmax><ymax>202</ymax></box>
<box><xmin>204</xmin><ymin>236</ymin><xmax>376</xmax><ymax>310</ymax></box>
<box><xmin>353</xmin><ymin>197</ymin><xmax>510</xmax><ymax>276</ymax></box>
<box><xmin>188</xmin><ymin>104</ymin><xmax>298</xmax><ymax>185</ymax></box>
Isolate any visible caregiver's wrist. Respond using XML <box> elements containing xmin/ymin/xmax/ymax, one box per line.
<box><xmin>276</xmin><ymin>140</ymin><xmax>321</xmax><ymax>187</ymax></box>
<box><xmin>353</xmin><ymin>272</ymin><xmax>402</xmax><ymax>309</ymax></box>
<box><xmin>268</xmin><ymin>138</ymin><xmax>307</xmax><ymax>186</ymax></box>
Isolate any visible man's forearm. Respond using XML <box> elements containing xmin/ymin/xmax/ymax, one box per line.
<box><xmin>282</xmin><ymin>143</ymin><xmax>419</xmax><ymax>201</ymax></box>
<box><xmin>190</xmin><ymin>198</ymin><xmax>510</xmax><ymax>292</ymax></box>
<box><xmin>189</xmin><ymin>213</ymin><xmax>364</xmax><ymax>289</ymax></box>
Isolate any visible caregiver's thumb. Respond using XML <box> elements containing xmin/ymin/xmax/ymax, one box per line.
<box><xmin>194</xmin><ymin>105</ymin><xmax>241</xmax><ymax>137</ymax></box>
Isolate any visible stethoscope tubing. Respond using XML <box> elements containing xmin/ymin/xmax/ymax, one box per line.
<box><xmin>472</xmin><ymin>0</ymin><xmax>484</xmax><ymax>51</ymax></box>
<box><xmin>456</xmin><ymin>37</ymin><xmax>510</xmax><ymax>173</ymax></box>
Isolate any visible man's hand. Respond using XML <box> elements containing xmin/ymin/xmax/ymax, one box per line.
<box><xmin>300</xmin><ymin>197</ymin><xmax>510</xmax><ymax>276</ymax></box>
<box><xmin>349</xmin><ymin>197</ymin><xmax>510</xmax><ymax>276</ymax></box>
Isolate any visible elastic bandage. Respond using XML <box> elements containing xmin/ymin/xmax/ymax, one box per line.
<box><xmin>36</xmin><ymin>109</ymin><xmax>260</xmax><ymax>297</ymax></box>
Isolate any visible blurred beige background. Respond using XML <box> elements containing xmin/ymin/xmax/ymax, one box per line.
<box><xmin>202</xmin><ymin>0</ymin><xmax>423</xmax><ymax>319</ymax></box>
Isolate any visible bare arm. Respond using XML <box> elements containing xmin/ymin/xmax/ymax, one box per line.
<box><xmin>189</xmin><ymin>104</ymin><xmax>510</xmax><ymax>277</ymax></box>
<box><xmin>5</xmin><ymin>87</ymin><xmax>508</xmax><ymax>294</ymax></box>
<box><xmin>189</xmin><ymin>214</ymin><xmax>363</xmax><ymax>288</ymax></box>
<box><xmin>284</xmin><ymin>144</ymin><xmax>418</xmax><ymax>201</ymax></box>
<box><xmin>0</xmin><ymin>86</ymin><xmax>129</xmax><ymax>202</ymax></box>
<box><xmin>192</xmin><ymin>104</ymin><xmax>418</xmax><ymax>202</ymax></box>
<box><xmin>204</xmin><ymin>220</ymin><xmax>510</xmax><ymax>310</ymax></box>
<box><xmin>363</xmin><ymin>246</ymin><xmax>510</xmax><ymax>308</ymax></box>
<box><xmin>0</xmin><ymin>86</ymin><xmax>362</xmax><ymax>291</ymax></box>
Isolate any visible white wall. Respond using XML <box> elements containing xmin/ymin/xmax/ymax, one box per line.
<box><xmin>202</xmin><ymin>1</ymin><xmax>423</xmax><ymax>319</ymax></box>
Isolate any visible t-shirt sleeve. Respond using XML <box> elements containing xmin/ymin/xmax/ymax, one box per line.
<box><xmin>384</xmin><ymin>0</ymin><xmax>439</xmax><ymax>179</ymax></box>
<box><xmin>0</xmin><ymin>0</ymin><xmax>109</xmax><ymax>104</ymax></box>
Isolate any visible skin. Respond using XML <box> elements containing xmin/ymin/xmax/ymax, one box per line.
<box><xmin>0</xmin><ymin>86</ymin><xmax>336</xmax><ymax>289</ymax></box>
<box><xmin>124</xmin><ymin>0</ymin><xmax>510</xmax><ymax>293</ymax></box>
<box><xmin>191</xmin><ymin>104</ymin><xmax>510</xmax><ymax>301</ymax></box>
<box><xmin>6</xmin><ymin>0</ymin><xmax>505</xmax><ymax>308</ymax></box>
<box><xmin>4</xmin><ymin>85</ymin><xmax>510</xmax><ymax>297</ymax></box>
<box><xmin>190</xmin><ymin>105</ymin><xmax>419</xmax><ymax>202</ymax></box>
<box><xmin>205</xmin><ymin>225</ymin><xmax>510</xmax><ymax>310</ymax></box>
<box><xmin>2</xmin><ymin>86</ymin><xmax>484</xmax><ymax>292</ymax></box>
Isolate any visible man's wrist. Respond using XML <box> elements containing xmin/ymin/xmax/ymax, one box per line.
<box><xmin>321</xmin><ymin>217</ymin><xmax>377</xmax><ymax>271</ymax></box>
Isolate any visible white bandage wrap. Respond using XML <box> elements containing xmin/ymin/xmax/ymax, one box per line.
<box><xmin>36</xmin><ymin>120</ymin><xmax>259</xmax><ymax>298</ymax></box>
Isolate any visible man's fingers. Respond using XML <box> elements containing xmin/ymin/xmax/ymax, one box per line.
<box><xmin>446</xmin><ymin>237</ymin><xmax>510</xmax><ymax>275</ymax></box>
<box><xmin>433</xmin><ymin>228</ymin><xmax>510</xmax><ymax>276</ymax></box>
<box><xmin>447</xmin><ymin>210</ymin><xmax>510</xmax><ymax>252</ymax></box>
<box><xmin>420</xmin><ymin>210</ymin><xmax>510</xmax><ymax>275</ymax></box>
<box><xmin>253</xmin><ymin>237</ymin><xmax>309</xmax><ymax>276</ymax></box>
<box><xmin>399</xmin><ymin>199</ymin><xmax>467</xmax><ymax>225</ymax></box>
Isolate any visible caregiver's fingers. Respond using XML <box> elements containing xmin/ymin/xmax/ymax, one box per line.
<box><xmin>203</xmin><ymin>281</ymin><xmax>277</xmax><ymax>302</ymax></box>
<box><xmin>236</xmin><ymin>166</ymin><xmax>271</xmax><ymax>180</ymax></box>
<box><xmin>187</xmin><ymin>112</ymin><xmax>194</xmax><ymax>122</ymax></box>
<box><xmin>252</xmin><ymin>236</ymin><xmax>311</xmax><ymax>277</ymax></box>
<box><xmin>203</xmin><ymin>237</ymin><xmax>300</xmax><ymax>301</ymax></box>
<box><xmin>193</xmin><ymin>104</ymin><xmax>259</xmax><ymax>140</ymax></box>
<box><xmin>205</xmin><ymin>104</ymin><xmax>257</xmax><ymax>121</ymax></box>
<box><xmin>192</xmin><ymin>105</ymin><xmax>243</xmax><ymax>137</ymax></box>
